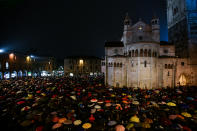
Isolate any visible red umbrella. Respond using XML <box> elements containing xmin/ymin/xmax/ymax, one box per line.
<box><xmin>105</xmin><ymin>100</ymin><xmax>111</xmax><ymax>103</ymax></box>
<box><xmin>17</xmin><ymin>101</ymin><xmax>25</xmax><ymax>105</ymax></box>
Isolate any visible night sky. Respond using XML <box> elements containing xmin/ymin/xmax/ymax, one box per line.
<box><xmin>0</xmin><ymin>0</ymin><xmax>168</xmax><ymax>59</ymax></box>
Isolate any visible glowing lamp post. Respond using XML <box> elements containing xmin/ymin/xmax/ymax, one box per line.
<box><xmin>26</xmin><ymin>56</ymin><xmax>31</xmax><ymax>62</ymax></box>
<box><xmin>79</xmin><ymin>59</ymin><xmax>84</xmax><ymax>73</ymax></box>
<box><xmin>9</xmin><ymin>53</ymin><xmax>14</xmax><ymax>60</ymax></box>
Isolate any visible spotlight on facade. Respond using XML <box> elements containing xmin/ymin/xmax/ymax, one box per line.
<box><xmin>30</xmin><ymin>55</ymin><xmax>34</xmax><ymax>58</ymax></box>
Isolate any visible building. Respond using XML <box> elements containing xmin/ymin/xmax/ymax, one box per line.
<box><xmin>101</xmin><ymin>14</ymin><xmax>197</xmax><ymax>88</ymax></box>
<box><xmin>64</xmin><ymin>56</ymin><xmax>101</xmax><ymax>76</ymax></box>
<box><xmin>167</xmin><ymin>0</ymin><xmax>197</xmax><ymax>62</ymax></box>
<box><xmin>0</xmin><ymin>51</ymin><xmax>55</xmax><ymax>79</ymax></box>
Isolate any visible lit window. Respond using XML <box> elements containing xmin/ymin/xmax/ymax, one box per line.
<box><xmin>6</xmin><ymin>62</ymin><xmax>9</xmax><ymax>69</ymax></box>
<box><xmin>79</xmin><ymin>59</ymin><xmax>83</xmax><ymax>65</ymax></box>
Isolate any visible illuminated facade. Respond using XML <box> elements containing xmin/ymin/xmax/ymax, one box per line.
<box><xmin>64</xmin><ymin>56</ymin><xmax>101</xmax><ymax>75</ymax></box>
<box><xmin>0</xmin><ymin>52</ymin><xmax>55</xmax><ymax>79</ymax></box>
<box><xmin>102</xmin><ymin>14</ymin><xmax>197</xmax><ymax>88</ymax></box>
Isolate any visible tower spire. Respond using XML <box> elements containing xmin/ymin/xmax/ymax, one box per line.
<box><xmin>124</xmin><ymin>12</ymin><xmax>131</xmax><ymax>25</ymax></box>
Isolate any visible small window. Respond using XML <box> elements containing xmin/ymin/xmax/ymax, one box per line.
<box><xmin>144</xmin><ymin>61</ymin><xmax>147</xmax><ymax>67</ymax></box>
<box><xmin>168</xmin><ymin>71</ymin><xmax>170</xmax><ymax>76</ymax></box>
<box><xmin>181</xmin><ymin>62</ymin><xmax>184</xmax><ymax>66</ymax></box>
<box><xmin>165</xmin><ymin>64</ymin><xmax>167</xmax><ymax>69</ymax></box>
<box><xmin>163</xmin><ymin>49</ymin><xmax>168</xmax><ymax>54</ymax></box>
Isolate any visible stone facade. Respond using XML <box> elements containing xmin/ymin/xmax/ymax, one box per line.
<box><xmin>102</xmin><ymin>14</ymin><xmax>197</xmax><ymax>88</ymax></box>
<box><xmin>64</xmin><ymin>56</ymin><xmax>101</xmax><ymax>75</ymax></box>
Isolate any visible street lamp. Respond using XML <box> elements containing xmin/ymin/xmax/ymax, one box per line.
<box><xmin>0</xmin><ymin>49</ymin><xmax>4</xmax><ymax>53</ymax></box>
<box><xmin>9</xmin><ymin>53</ymin><xmax>14</xmax><ymax>60</ymax></box>
<box><xmin>26</xmin><ymin>56</ymin><xmax>31</xmax><ymax>62</ymax></box>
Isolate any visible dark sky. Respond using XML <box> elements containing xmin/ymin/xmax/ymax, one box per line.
<box><xmin>0</xmin><ymin>0</ymin><xmax>168</xmax><ymax>59</ymax></box>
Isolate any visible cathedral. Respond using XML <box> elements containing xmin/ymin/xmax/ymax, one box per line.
<box><xmin>101</xmin><ymin>11</ymin><xmax>197</xmax><ymax>88</ymax></box>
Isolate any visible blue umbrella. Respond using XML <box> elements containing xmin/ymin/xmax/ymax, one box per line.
<box><xmin>186</xmin><ymin>97</ymin><xmax>194</xmax><ymax>101</ymax></box>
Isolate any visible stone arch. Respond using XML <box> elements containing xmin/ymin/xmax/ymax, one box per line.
<box><xmin>168</xmin><ymin>64</ymin><xmax>171</xmax><ymax>69</ymax></box>
<box><xmin>179</xmin><ymin>74</ymin><xmax>187</xmax><ymax>86</ymax></box>
<box><xmin>129</xmin><ymin>51</ymin><xmax>131</xmax><ymax>57</ymax></box>
<box><xmin>148</xmin><ymin>49</ymin><xmax>151</xmax><ymax>57</ymax></box>
<box><xmin>135</xmin><ymin>49</ymin><xmax>138</xmax><ymax>57</ymax></box>
<box><xmin>132</xmin><ymin>50</ymin><xmax>135</xmax><ymax>57</ymax></box>
<box><xmin>140</xmin><ymin>49</ymin><xmax>143</xmax><ymax>57</ymax></box>
<box><xmin>117</xmin><ymin>63</ymin><xmax>119</xmax><ymax>67</ymax></box>
<box><xmin>116</xmin><ymin>82</ymin><xmax>120</xmax><ymax>87</ymax></box>
<box><xmin>120</xmin><ymin>63</ymin><xmax>122</xmax><ymax>67</ymax></box>
<box><xmin>144</xmin><ymin>49</ymin><xmax>148</xmax><ymax>57</ymax></box>
<box><xmin>114</xmin><ymin>63</ymin><xmax>116</xmax><ymax>67</ymax></box>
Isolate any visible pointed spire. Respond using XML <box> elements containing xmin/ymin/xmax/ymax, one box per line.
<box><xmin>124</xmin><ymin>12</ymin><xmax>131</xmax><ymax>25</ymax></box>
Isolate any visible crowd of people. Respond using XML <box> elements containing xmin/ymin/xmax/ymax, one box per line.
<box><xmin>0</xmin><ymin>76</ymin><xmax>196</xmax><ymax>131</ymax></box>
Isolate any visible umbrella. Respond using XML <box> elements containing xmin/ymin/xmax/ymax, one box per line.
<box><xmin>94</xmin><ymin>105</ymin><xmax>101</xmax><ymax>109</ymax></box>
<box><xmin>108</xmin><ymin>121</ymin><xmax>117</xmax><ymax>126</ymax></box>
<box><xmin>176</xmin><ymin>114</ymin><xmax>185</xmax><ymax>120</ymax></box>
<box><xmin>105</xmin><ymin>103</ymin><xmax>112</xmax><ymax>107</ymax></box>
<box><xmin>167</xmin><ymin>102</ymin><xmax>176</xmax><ymax>106</ymax></box>
<box><xmin>74</xmin><ymin>120</ymin><xmax>82</xmax><ymax>126</ymax></box>
<box><xmin>144</xmin><ymin>118</ymin><xmax>153</xmax><ymax>124</ymax></box>
<box><xmin>111</xmin><ymin>94</ymin><xmax>116</xmax><ymax>97</ymax></box>
<box><xmin>181</xmin><ymin>112</ymin><xmax>192</xmax><ymax>118</ymax></box>
<box><xmin>141</xmin><ymin>122</ymin><xmax>151</xmax><ymax>128</ymax></box>
<box><xmin>52</xmin><ymin>123</ymin><xmax>62</xmax><ymax>130</ymax></box>
<box><xmin>63</xmin><ymin>120</ymin><xmax>72</xmax><ymax>125</ymax></box>
<box><xmin>90</xmin><ymin>98</ymin><xmax>98</xmax><ymax>103</ymax></box>
<box><xmin>51</xmin><ymin>111</ymin><xmax>57</xmax><ymax>115</ymax></box>
<box><xmin>36</xmin><ymin>126</ymin><xmax>44</xmax><ymax>131</ymax></box>
<box><xmin>17</xmin><ymin>101</ymin><xmax>25</xmax><ymax>105</ymax></box>
<box><xmin>169</xmin><ymin>115</ymin><xmax>177</xmax><ymax>120</ymax></box>
<box><xmin>122</xmin><ymin>101</ymin><xmax>129</xmax><ymax>104</ymax></box>
<box><xmin>70</xmin><ymin>95</ymin><xmax>77</xmax><ymax>100</ymax></box>
<box><xmin>132</xmin><ymin>101</ymin><xmax>139</xmax><ymax>105</ymax></box>
<box><xmin>126</xmin><ymin>123</ymin><xmax>134</xmax><ymax>130</ymax></box>
<box><xmin>91</xmin><ymin>108</ymin><xmax>96</xmax><ymax>114</ymax></box>
<box><xmin>21</xmin><ymin>106</ymin><xmax>31</xmax><ymax>111</ymax></box>
<box><xmin>97</xmin><ymin>100</ymin><xmax>103</xmax><ymax>104</ymax></box>
<box><xmin>115</xmin><ymin>125</ymin><xmax>125</xmax><ymax>131</ymax></box>
<box><xmin>130</xmin><ymin>115</ymin><xmax>140</xmax><ymax>123</ymax></box>
<box><xmin>82</xmin><ymin>123</ymin><xmax>92</xmax><ymax>129</ymax></box>
<box><xmin>52</xmin><ymin>116</ymin><xmax>59</xmax><ymax>123</ymax></box>
<box><xmin>105</xmin><ymin>100</ymin><xmax>111</xmax><ymax>103</ymax></box>
<box><xmin>20</xmin><ymin>120</ymin><xmax>32</xmax><ymax>127</ymax></box>
<box><xmin>186</xmin><ymin>97</ymin><xmax>194</xmax><ymax>101</ymax></box>
<box><xmin>58</xmin><ymin>118</ymin><xmax>67</xmax><ymax>123</ymax></box>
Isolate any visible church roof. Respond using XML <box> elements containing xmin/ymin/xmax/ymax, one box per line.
<box><xmin>104</xmin><ymin>41</ymin><xmax>124</xmax><ymax>47</ymax></box>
